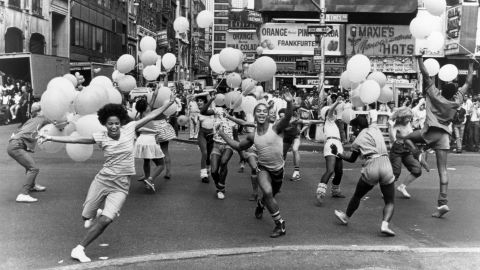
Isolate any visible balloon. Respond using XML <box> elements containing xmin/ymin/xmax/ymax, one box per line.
<box><xmin>74</xmin><ymin>85</ymin><xmax>109</xmax><ymax>115</ymax></box>
<box><xmin>351</xmin><ymin>95</ymin><xmax>364</xmax><ymax>108</ymax></box>
<box><xmin>346</xmin><ymin>54</ymin><xmax>371</xmax><ymax>83</ymax></box>
<box><xmin>38</xmin><ymin>124</ymin><xmax>64</xmax><ymax>153</ymax></box>
<box><xmin>214</xmin><ymin>94</ymin><xmax>226</xmax><ymax>106</ymax></box>
<box><xmin>409</xmin><ymin>16</ymin><xmax>434</xmax><ymax>39</ymax></box>
<box><xmin>140</xmin><ymin>50</ymin><xmax>159</xmax><ymax>66</ymax></box>
<box><xmin>117</xmin><ymin>54</ymin><xmax>136</xmax><ymax>73</ymax></box>
<box><xmin>143</xmin><ymin>65</ymin><xmax>161</xmax><ymax>81</ymax></box>
<box><xmin>163</xmin><ymin>102</ymin><xmax>177</xmax><ymax>117</ymax></box>
<box><xmin>66</xmin><ymin>132</ymin><xmax>94</xmax><ymax>162</ymax></box>
<box><xmin>162</xmin><ymin>53</ymin><xmax>177</xmax><ymax>70</ymax></box>
<box><xmin>63</xmin><ymin>74</ymin><xmax>78</xmax><ymax>87</ymax></box>
<box><xmin>173</xmin><ymin>16</ymin><xmax>189</xmax><ymax>33</ymax></box>
<box><xmin>112</xmin><ymin>70</ymin><xmax>125</xmax><ymax>82</ymax></box>
<box><xmin>367</xmin><ymin>71</ymin><xmax>387</xmax><ymax>88</ymax></box>
<box><xmin>196</xmin><ymin>10</ymin><xmax>214</xmax><ymax>28</ymax></box>
<box><xmin>47</xmin><ymin>77</ymin><xmax>77</xmax><ymax>102</ymax></box>
<box><xmin>117</xmin><ymin>75</ymin><xmax>137</xmax><ymax>93</ymax></box>
<box><xmin>340</xmin><ymin>71</ymin><xmax>352</xmax><ymax>90</ymax></box>
<box><xmin>62</xmin><ymin>122</ymin><xmax>76</xmax><ymax>136</ymax></box>
<box><xmin>210</xmin><ymin>54</ymin><xmax>225</xmax><ymax>74</ymax></box>
<box><xmin>252</xmin><ymin>85</ymin><xmax>264</xmax><ymax>100</ymax></box>
<box><xmin>250</xmin><ymin>56</ymin><xmax>277</xmax><ymax>82</ymax></box>
<box><xmin>256</xmin><ymin>46</ymin><xmax>264</xmax><ymax>55</ymax></box>
<box><xmin>438</xmin><ymin>64</ymin><xmax>458</xmax><ymax>82</ymax></box>
<box><xmin>107</xmin><ymin>87</ymin><xmax>123</xmax><ymax>104</ymax></box>
<box><xmin>152</xmin><ymin>87</ymin><xmax>172</xmax><ymax>108</ymax></box>
<box><xmin>75</xmin><ymin>114</ymin><xmax>106</xmax><ymax>137</ymax></box>
<box><xmin>241</xmin><ymin>96</ymin><xmax>257</xmax><ymax>115</ymax></box>
<box><xmin>40</xmin><ymin>88</ymin><xmax>71</xmax><ymax>122</ymax></box>
<box><xmin>177</xmin><ymin>115</ymin><xmax>189</xmax><ymax>126</ymax></box>
<box><xmin>261</xmin><ymin>41</ymin><xmax>267</xmax><ymax>48</ymax></box>
<box><xmin>341</xmin><ymin>108</ymin><xmax>355</xmax><ymax>123</ymax></box>
<box><xmin>224</xmin><ymin>91</ymin><xmax>242</xmax><ymax>109</ymax></box>
<box><xmin>377</xmin><ymin>85</ymin><xmax>394</xmax><ymax>104</ymax></box>
<box><xmin>226</xmin><ymin>72</ymin><xmax>242</xmax><ymax>88</ymax></box>
<box><xmin>359</xmin><ymin>80</ymin><xmax>381</xmax><ymax>104</ymax></box>
<box><xmin>427</xmin><ymin>31</ymin><xmax>445</xmax><ymax>52</ymax></box>
<box><xmin>241</xmin><ymin>78</ymin><xmax>257</xmax><ymax>94</ymax></box>
<box><xmin>219</xmin><ymin>47</ymin><xmax>242</xmax><ymax>72</ymax></box>
<box><xmin>423</xmin><ymin>58</ymin><xmax>440</xmax><ymax>76</ymax></box>
<box><xmin>424</xmin><ymin>0</ymin><xmax>446</xmax><ymax>16</ymax></box>
<box><xmin>139</xmin><ymin>36</ymin><xmax>156</xmax><ymax>52</ymax></box>
<box><xmin>90</xmin><ymin>76</ymin><xmax>113</xmax><ymax>91</ymax></box>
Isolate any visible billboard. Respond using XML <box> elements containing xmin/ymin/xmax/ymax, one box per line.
<box><xmin>346</xmin><ymin>24</ymin><xmax>415</xmax><ymax>56</ymax></box>
<box><xmin>226</xmin><ymin>31</ymin><xmax>259</xmax><ymax>55</ymax></box>
<box><xmin>255</xmin><ymin>0</ymin><xmax>417</xmax><ymax>13</ymax></box>
<box><xmin>445</xmin><ymin>4</ymin><xmax>478</xmax><ymax>55</ymax></box>
<box><xmin>259</xmin><ymin>23</ymin><xmax>345</xmax><ymax>56</ymax></box>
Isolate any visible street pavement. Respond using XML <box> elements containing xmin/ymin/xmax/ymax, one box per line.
<box><xmin>0</xmin><ymin>124</ymin><xmax>479</xmax><ymax>269</ymax></box>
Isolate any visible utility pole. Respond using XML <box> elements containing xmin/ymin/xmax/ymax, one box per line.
<box><xmin>189</xmin><ymin>0</ymin><xmax>194</xmax><ymax>90</ymax></box>
<box><xmin>318</xmin><ymin>0</ymin><xmax>326</xmax><ymax>106</ymax></box>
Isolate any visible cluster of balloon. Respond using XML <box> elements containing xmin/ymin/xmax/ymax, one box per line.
<box><xmin>248</xmin><ymin>56</ymin><xmax>277</xmax><ymax>82</ymax></box>
<box><xmin>224</xmin><ymin>91</ymin><xmax>243</xmax><ymax>109</ymax></box>
<box><xmin>139</xmin><ymin>36</ymin><xmax>161</xmax><ymax>81</ymax></box>
<box><xmin>410</xmin><ymin>0</ymin><xmax>446</xmax><ymax>53</ymax></box>
<box><xmin>219</xmin><ymin>47</ymin><xmax>243</xmax><ymax>72</ymax></box>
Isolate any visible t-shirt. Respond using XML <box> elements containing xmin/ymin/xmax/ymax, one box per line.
<box><xmin>423</xmin><ymin>82</ymin><xmax>463</xmax><ymax>135</ymax></box>
<box><xmin>11</xmin><ymin>115</ymin><xmax>49</xmax><ymax>152</ymax></box>
<box><xmin>324</xmin><ymin>117</ymin><xmax>340</xmax><ymax>138</ymax></box>
<box><xmin>351</xmin><ymin>126</ymin><xmax>388</xmax><ymax>157</ymax></box>
<box><xmin>92</xmin><ymin>121</ymin><xmax>137</xmax><ymax>176</ymax></box>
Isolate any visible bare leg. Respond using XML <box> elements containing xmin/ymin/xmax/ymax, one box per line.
<box><xmin>79</xmin><ymin>216</ymin><xmax>112</xmax><ymax>247</ymax></box>
<box><xmin>379</xmin><ymin>183</ymin><xmax>395</xmax><ymax>222</ymax></box>
<box><xmin>160</xmin><ymin>141</ymin><xmax>171</xmax><ymax>178</ymax></box>
<box><xmin>432</xmin><ymin>149</ymin><xmax>450</xmax><ymax>218</ymax></box>
<box><xmin>142</xmin><ymin>159</ymin><xmax>151</xmax><ymax>179</ymax></box>
<box><xmin>345</xmin><ymin>179</ymin><xmax>374</xmax><ymax>217</ymax></box>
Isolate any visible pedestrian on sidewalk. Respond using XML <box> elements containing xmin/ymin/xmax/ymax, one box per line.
<box><xmin>38</xmin><ymin>95</ymin><xmax>175</xmax><ymax>263</ymax></box>
<box><xmin>334</xmin><ymin>115</ymin><xmax>397</xmax><ymax>236</ymax></box>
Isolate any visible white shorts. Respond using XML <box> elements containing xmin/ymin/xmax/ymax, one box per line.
<box><xmin>324</xmin><ymin>138</ymin><xmax>344</xmax><ymax>157</ymax></box>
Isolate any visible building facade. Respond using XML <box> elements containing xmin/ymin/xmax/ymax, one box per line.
<box><xmin>212</xmin><ymin>0</ymin><xmax>230</xmax><ymax>54</ymax></box>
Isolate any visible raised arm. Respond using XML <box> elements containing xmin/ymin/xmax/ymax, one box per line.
<box><xmin>327</xmin><ymin>97</ymin><xmax>343</xmax><ymax>120</ymax></box>
<box><xmin>200</xmin><ymin>96</ymin><xmax>215</xmax><ymax>116</ymax></box>
<box><xmin>417</xmin><ymin>56</ymin><xmax>434</xmax><ymax>92</ymax></box>
<box><xmin>226</xmin><ymin>114</ymin><xmax>256</xmax><ymax>128</ymax></box>
<box><xmin>459</xmin><ymin>62</ymin><xmax>474</xmax><ymax>95</ymax></box>
<box><xmin>273</xmin><ymin>92</ymin><xmax>293</xmax><ymax>133</ymax></box>
<box><xmin>39</xmin><ymin>134</ymin><xmax>95</xmax><ymax>144</ymax></box>
<box><xmin>218</xmin><ymin>130</ymin><xmax>254</xmax><ymax>151</ymax></box>
<box><xmin>136</xmin><ymin>93</ymin><xmax>176</xmax><ymax>129</ymax></box>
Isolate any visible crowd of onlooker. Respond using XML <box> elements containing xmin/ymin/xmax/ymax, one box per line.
<box><xmin>0</xmin><ymin>77</ymin><xmax>34</xmax><ymax>125</ymax></box>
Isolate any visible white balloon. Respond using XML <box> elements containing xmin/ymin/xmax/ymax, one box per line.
<box><xmin>143</xmin><ymin>65</ymin><xmax>161</xmax><ymax>81</ymax></box>
<box><xmin>40</xmin><ymin>87</ymin><xmax>71</xmax><ymax>122</ymax></box>
<box><xmin>75</xmin><ymin>114</ymin><xmax>106</xmax><ymax>137</ymax></box>
<box><xmin>341</xmin><ymin>108</ymin><xmax>355</xmax><ymax>123</ymax></box>
<box><xmin>252</xmin><ymin>85</ymin><xmax>264</xmax><ymax>100</ymax></box>
<box><xmin>210</xmin><ymin>54</ymin><xmax>226</xmax><ymax>74</ymax></box>
<box><xmin>140</xmin><ymin>50</ymin><xmax>159</xmax><ymax>66</ymax></box>
<box><xmin>47</xmin><ymin>77</ymin><xmax>77</xmax><ymax>102</ymax></box>
<box><xmin>378</xmin><ymin>86</ymin><xmax>394</xmax><ymax>103</ymax></box>
<box><xmin>117</xmin><ymin>54</ymin><xmax>136</xmax><ymax>74</ymax></box>
<box><xmin>347</xmin><ymin>54</ymin><xmax>371</xmax><ymax>83</ymax></box>
<box><xmin>66</xmin><ymin>132</ymin><xmax>94</xmax><ymax>162</ymax></box>
<box><xmin>90</xmin><ymin>76</ymin><xmax>113</xmax><ymax>92</ymax></box>
<box><xmin>163</xmin><ymin>102</ymin><xmax>177</xmax><ymax>117</ymax></box>
<box><xmin>241</xmin><ymin>78</ymin><xmax>257</xmax><ymax>94</ymax></box>
<box><xmin>340</xmin><ymin>71</ymin><xmax>352</xmax><ymax>90</ymax></box>
<box><xmin>214</xmin><ymin>94</ymin><xmax>226</xmax><ymax>106</ymax></box>
<box><xmin>359</xmin><ymin>80</ymin><xmax>381</xmax><ymax>104</ymax></box>
<box><xmin>117</xmin><ymin>75</ymin><xmax>137</xmax><ymax>93</ymax></box>
<box><xmin>427</xmin><ymin>31</ymin><xmax>445</xmax><ymax>52</ymax></box>
<box><xmin>256</xmin><ymin>46</ymin><xmax>264</xmax><ymax>55</ymax></box>
<box><xmin>424</xmin><ymin>0</ymin><xmax>446</xmax><ymax>16</ymax></box>
<box><xmin>409</xmin><ymin>16</ymin><xmax>434</xmax><ymax>39</ymax></box>
<box><xmin>424</xmin><ymin>58</ymin><xmax>441</xmax><ymax>76</ymax></box>
<box><xmin>219</xmin><ymin>47</ymin><xmax>242</xmax><ymax>72</ymax></box>
<box><xmin>173</xmin><ymin>16</ymin><xmax>189</xmax><ymax>33</ymax></box>
<box><xmin>438</xmin><ymin>64</ymin><xmax>458</xmax><ymax>82</ymax></box>
<box><xmin>139</xmin><ymin>36</ymin><xmax>157</xmax><ymax>52</ymax></box>
<box><xmin>196</xmin><ymin>10</ymin><xmax>214</xmax><ymax>28</ymax></box>
<box><xmin>162</xmin><ymin>53</ymin><xmax>177</xmax><ymax>70</ymax></box>
<box><xmin>38</xmin><ymin>124</ymin><xmax>64</xmax><ymax>153</ymax></box>
<box><xmin>112</xmin><ymin>70</ymin><xmax>126</xmax><ymax>82</ymax></box>
<box><xmin>152</xmin><ymin>87</ymin><xmax>172</xmax><ymax>108</ymax></box>
<box><xmin>63</xmin><ymin>74</ymin><xmax>78</xmax><ymax>87</ymax></box>
<box><xmin>107</xmin><ymin>87</ymin><xmax>123</xmax><ymax>104</ymax></box>
<box><xmin>226</xmin><ymin>73</ymin><xmax>242</xmax><ymax>88</ymax></box>
<box><xmin>367</xmin><ymin>71</ymin><xmax>387</xmax><ymax>88</ymax></box>
<box><xmin>250</xmin><ymin>56</ymin><xmax>277</xmax><ymax>82</ymax></box>
<box><xmin>74</xmin><ymin>85</ymin><xmax>109</xmax><ymax>115</ymax></box>
<box><xmin>241</xmin><ymin>96</ymin><xmax>257</xmax><ymax>115</ymax></box>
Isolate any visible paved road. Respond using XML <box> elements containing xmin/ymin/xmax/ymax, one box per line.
<box><xmin>0</xmin><ymin>124</ymin><xmax>479</xmax><ymax>269</ymax></box>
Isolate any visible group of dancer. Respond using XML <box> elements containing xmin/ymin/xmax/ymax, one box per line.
<box><xmin>6</xmin><ymin>52</ymin><xmax>475</xmax><ymax>263</ymax></box>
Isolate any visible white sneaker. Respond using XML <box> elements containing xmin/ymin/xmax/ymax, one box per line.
<box><xmin>16</xmin><ymin>194</ymin><xmax>38</xmax><ymax>203</ymax></box>
<box><xmin>432</xmin><ymin>205</ymin><xmax>450</xmax><ymax>218</ymax></box>
<box><xmin>316</xmin><ymin>183</ymin><xmax>327</xmax><ymax>204</ymax></box>
<box><xmin>71</xmin><ymin>245</ymin><xmax>91</xmax><ymax>263</ymax></box>
<box><xmin>30</xmin><ymin>184</ymin><xmax>46</xmax><ymax>192</ymax></box>
<box><xmin>334</xmin><ymin>210</ymin><xmax>349</xmax><ymax>225</ymax></box>
<box><xmin>216</xmin><ymin>191</ymin><xmax>225</xmax><ymax>200</ymax></box>
<box><xmin>397</xmin><ymin>184</ymin><xmax>411</xmax><ymax>199</ymax></box>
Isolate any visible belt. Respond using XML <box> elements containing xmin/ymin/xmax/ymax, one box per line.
<box><xmin>326</xmin><ymin>136</ymin><xmax>341</xmax><ymax>141</ymax></box>
<box><xmin>365</xmin><ymin>153</ymin><xmax>388</xmax><ymax>160</ymax></box>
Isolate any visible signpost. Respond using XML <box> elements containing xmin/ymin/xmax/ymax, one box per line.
<box><xmin>307</xmin><ymin>25</ymin><xmax>333</xmax><ymax>35</ymax></box>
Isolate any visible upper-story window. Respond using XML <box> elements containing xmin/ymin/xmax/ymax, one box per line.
<box><xmin>8</xmin><ymin>0</ymin><xmax>21</xmax><ymax>9</ymax></box>
<box><xmin>32</xmin><ymin>0</ymin><xmax>43</xmax><ymax>16</ymax></box>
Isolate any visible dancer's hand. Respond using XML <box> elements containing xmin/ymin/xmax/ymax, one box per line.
<box><xmin>169</xmin><ymin>92</ymin><xmax>177</xmax><ymax>104</ymax></box>
<box><xmin>283</xmin><ymin>92</ymin><xmax>293</xmax><ymax>102</ymax></box>
<box><xmin>330</xmin><ymin>144</ymin><xmax>338</xmax><ymax>155</ymax></box>
<box><xmin>37</xmin><ymin>134</ymin><xmax>50</xmax><ymax>144</ymax></box>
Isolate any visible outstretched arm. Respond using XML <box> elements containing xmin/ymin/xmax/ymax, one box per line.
<box><xmin>327</xmin><ymin>97</ymin><xmax>342</xmax><ymax>120</ymax></box>
<box><xmin>459</xmin><ymin>62</ymin><xmax>474</xmax><ymax>95</ymax></box>
<box><xmin>274</xmin><ymin>92</ymin><xmax>293</xmax><ymax>133</ymax></box>
<box><xmin>218</xmin><ymin>130</ymin><xmax>254</xmax><ymax>151</ymax></box>
<box><xmin>39</xmin><ymin>134</ymin><xmax>95</xmax><ymax>144</ymax></box>
<box><xmin>337</xmin><ymin>150</ymin><xmax>360</xmax><ymax>163</ymax></box>
<box><xmin>136</xmin><ymin>94</ymin><xmax>176</xmax><ymax>129</ymax></box>
<box><xmin>297</xmin><ymin>119</ymin><xmax>323</xmax><ymax>125</ymax></box>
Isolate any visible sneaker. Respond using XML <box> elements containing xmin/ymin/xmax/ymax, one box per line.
<box><xmin>432</xmin><ymin>205</ymin><xmax>450</xmax><ymax>218</ymax></box>
<box><xmin>397</xmin><ymin>184</ymin><xmax>411</xmax><ymax>199</ymax></box>
<box><xmin>316</xmin><ymin>183</ymin><xmax>327</xmax><ymax>204</ymax></box>
<box><xmin>248</xmin><ymin>193</ymin><xmax>258</xmax><ymax>201</ymax></box>
<box><xmin>216</xmin><ymin>190</ymin><xmax>225</xmax><ymax>200</ymax></box>
<box><xmin>331</xmin><ymin>189</ymin><xmax>346</xmax><ymax>198</ymax></box>
<box><xmin>334</xmin><ymin>210</ymin><xmax>349</xmax><ymax>225</ymax></box>
<box><xmin>201</xmin><ymin>177</ymin><xmax>209</xmax><ymax>183</ymax></box>
<box><xmin>381</xmin><ymin>226</ymin><xmax>396</xmax><ymax>237</ymax></box>
<box><xmin>71</xmin><ymin>245</ymin><xmax>91</xmax><ymax>263</ymax></box>
<box><xmin>30</xmin><ymin>184</ymin><xmax>46</xmax><ymax>192</ymax></box>
<box><xmin>290</xmin><ymin>174</ymin><xmax>302</xmax><ymax>182</ymax></box>
<box><xmin>255</xmin><ymin>200</ymin><xmax>264</xmax><ymax>219</ymax></box>
<box><xmin>16</xmin><ymin>194</ymin><xmax>38</xmax><ymax>203</ymax></box>
<box><xmin>270</xmin><ymin>220</ymin><xmax>286</xmax><ymax>238</ymax></box>
<box><xmin>143</xmin><ymin>178</ymin><xmax>156</xmax><ymax>192</ymax></box>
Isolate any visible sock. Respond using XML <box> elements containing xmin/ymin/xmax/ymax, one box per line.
<box><xmin>398</xmin><ymin>183</ymin><xmax>406</xmax><ymax>189</ymax></box>
<box><xmin>200</xmin><ymin>168</ymin><xmax>208</xmax><ymax>178</ymax></box>
<box><xmin>272</xmin><ymin>211</ymin><xmax>284</xmax><ymax>223</ymax></box>
<box><xmin>381</xmin><ymin>221</ymin><xmax>389</xmax><ymax>230</ymax></box>
<box><xmin>292</xmin><ymin>167</ymin><xmax>300</xmax><ymax>177</ymax></box>
<box><xmin>438</xmin><ymin>192</ymin><xmax>448</xmax><ymax>207</ymax></box>
<box><xmin>332</xmin><ymin>184</ymin><xmax>340</xmax><ymax>191</ymax></box>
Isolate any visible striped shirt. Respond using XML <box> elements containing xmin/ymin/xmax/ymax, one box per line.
<box><xmin>212</xmin><ymin>107</ymin><xmax>235</xmax><ymax>143</ymax></box>
<box><xmin>92</xmin><ymin>121</ymin><xmax>137</xmax><ymax>176</ymax></box>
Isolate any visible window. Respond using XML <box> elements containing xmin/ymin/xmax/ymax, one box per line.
<box><xmin>214</xmin><ymin>25</ymin><xmax>228</xmax><ymax>31</ymax></box>
<box><xmin>32</xmin><ymin>0</ymin><xmax>42</xmax><ymax>16</ymax></box>
<box><xmin>214</xmin><ymin>33</ymin><xmax>226</xmax><ymax>41</ymax></box>
<box><xmin>96</xmin><ymin>28</ymin><xmax>103</xmax><ymax>53</ymax></box>
<box><xmin>214</xmin><ymin>18</ymin><xmax>228</xmax><ymax>25</ymax></box>
<box><xmin>8</xmin><ymin>0</ymin><xmax>21</xmax><ymax>9</ymax></box>
<box><xmin>75</xmin><ymin>20</ymin><xmax>81</xmax><ymax>46</ymax></box>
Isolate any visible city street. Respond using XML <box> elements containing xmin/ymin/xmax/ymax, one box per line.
<box><xmin>1</xmin><ymin>124</ymin><xmax>480</xmax><ymax>269</ymax></box>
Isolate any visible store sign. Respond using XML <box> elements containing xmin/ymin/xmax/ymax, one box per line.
<box><xmin>259</xmin><ymin>23</ymin><xmax>344</xmax><ymax>56</ymax></box>
<box><xmin>415</xmin><ymin>9</ymin><xmax>446</xmax><ymax>58</ymax></box>
<box><xmin>156</xmin><ymin>30</ymin><xmax>168</xmax><ymax>46</ymax></box>
<box><xmin>446</xmin><ymin>3</ymin><xmax>479</xmax><ymax>55</ymax></box>
<box><xmin>254</xmin><ymin>0</ymin><xmax>417</xmax><ymax>13</ymax></box>
<box><xmin>272</xmin><ymin>56</ymin><xmax>345</xmax><ymax>76</ymax></box>
<box><xmin>226</xmin><ymin>32</ymin><xmax>259</xmax><ymax>53</ymax></box>
<box><xmin>346</xmin><ymin>24</ymin><xmax>415</xmax><ymax>56</ymax></box>
<box><xmin>228</xmin><ymin>10</ymin><xmax>258</xmax><ymax>30</ymax></box>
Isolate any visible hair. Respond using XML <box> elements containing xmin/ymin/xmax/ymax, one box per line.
<box><xmin>350</xmin><ymin>115</ymin><xmax>369</xmax><ymax>130</ymax></box>
<box><xmin>278</xmin><ymin>108</ymin><xmax>286</xmax><ymax>115</ymax></box>
<box><xmin>442</xmin><ymin>83</ymin><xmax>457</xmax><ymax>100</ymax></box>
<box><xmin>135</xmin><ymin>98</ymin><xmax>149</xmax><ymax>118</ymax></box>
<box><xmin>98</xmin><ymin>104</ymin><xmax>130</xmax><ymax>125</ymax></box>
<box><xmin>196</xmin><ymin>95</ymin><xmax>207</xmax><ymax>103</ymax></box>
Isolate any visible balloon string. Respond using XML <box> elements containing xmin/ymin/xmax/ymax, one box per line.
<box><xmin>214</xmin><ymin>73</ymin><xmax>226</xmax><ymax>91</ymax></box>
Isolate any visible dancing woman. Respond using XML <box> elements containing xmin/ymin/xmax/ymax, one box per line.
<box><xmin>218</xmin><ymin>92</ymin><xmax>294</xmax><ymax>238</ymax></box>
<box><xmin>38</xmin><ymin>95</ymin><xmax>175</xmax><ymax>263</ymax></box>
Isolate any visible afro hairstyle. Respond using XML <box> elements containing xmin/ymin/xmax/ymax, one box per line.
<box><xmin>349</xmin><ymin>115</ymin><xmax>369</xmax><ymax>130</ymax></box>
<box><xmin>135</xmin><ymin>98</ymin><xmax>149</xmax><ymax>114</ymax></box>
<box><xmin>97</xmin><ymin>104</ymin><xmax>130</xmax><ymax>126</ymax></box>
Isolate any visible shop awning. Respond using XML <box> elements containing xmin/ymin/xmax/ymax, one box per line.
<box><xmin>255</xmin><ymin>0</ymin><xmax>417</xmax><ymax>13</ymax></box>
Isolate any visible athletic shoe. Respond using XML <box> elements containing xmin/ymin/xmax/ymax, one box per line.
<box><xmin>334</xmin><ymin>210</ymin><xmax>348</xmax><ymax>225</ymax></box>
<box><xmin>432</xmin><ymin>205</ymin><xmax>450</xmax><ymax>218</ymax></box>
<box><xmin>71</xmin><ymin>245</ymin><xmax>91</xmax><ymax>263</ymax></box>
<box><xmin>136</xmin><ymin>176</ymin><xmax>146</xmax><ymax>182</ymax></box>
<box><xmin>381</xmin><ymin>227</ymin><xmax>396</xmax><ymax>237</ymax></box>
<box><xmin>397</xmin><ymin>184</ymin><xmax>411</xmax><ymax>199</ymax></box>
<box><xmin>331</xmin><ymin>189</ymin><xmax>346</xmax><ymax>198</ymax></box>
<box><xmin>30</xmin><ymin>184</ymin><xmax>46</xmax><ymax>192</ymax></box>
<box><xmin>16</xmin><ymin>194</ymin><xmax>38</xmax><ymax>203</ymax></box>
<box><xmin>255</xmin><ymin>201</ymin><xmax>264</xmax><ymax>219</ymax></box>
<box><xmin>290</xmin><ymin>174</ymin><xmax>302</xmax><ymax>182</ymax></box>
<box><xmin>143</xmin><ymin>178</ymin><xmax>156</xmax><ymax>192</ymax></box>
<box><xmin>248</xmin><ymin>193</ymin><xmax>258</xmax><ymax>201</ymax></box>
<box><xmin>201</xmin><ymin>177</ymin><xmax>209</xmax><ymax>183</ymax></box>
<box><xmin>270</xmin><ymin>220</ymin><xmax>286</xmax><ymax>238</ymax></box>
<box><xmin>316</xmin><ymin>183</ymin><xmax>327</xmax><ymax>204</ymax></box>
<box><xmin>216</xmin><ymin>190</ymin><xmax>225</xmax><ymax>200</ymax></box>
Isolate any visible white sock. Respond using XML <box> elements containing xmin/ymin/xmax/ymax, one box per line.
<box><xmin>200</xmin><ymin>168</ymin><xmax>208</xmax><ymax>177</ymax></box>
<box><xmin>398</xmin><ymin>184</ymin><xmax>406</xmax><ymax>189</ymax></box>
<box><xmin>381</xmin><ymin>221</ymin><xmax>389</xmax><ymax>230</ymax></box>
<box><xmin>292</xmin><ymin>171</ymin><xmax>299</xmax><ymax>177</ymax></box>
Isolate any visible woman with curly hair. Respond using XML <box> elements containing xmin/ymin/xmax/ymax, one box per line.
<box><xmin>38</xmin><ymin>94</ymin><xmax>175</xmax><ymax>263</ymax></box>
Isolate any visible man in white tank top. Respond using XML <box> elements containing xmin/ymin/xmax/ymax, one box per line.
<box><xmin>218</xmin><ymin>92</ymin><xmax>294</xmax><ymax>238</ymax></box>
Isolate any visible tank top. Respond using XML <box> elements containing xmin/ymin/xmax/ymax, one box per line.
<box><xmin>199</xmin><ymin>114</ymin><xmax>214</xmax><ymax>129</ymax></box>
<box><xmin>254</xmin><ymin>125</ymin><xmax>284</xmax><ymax>171</ymax></box>
<box><xmin>324</xmin><ymin>118</ymin><xmax>340</xmax><ymax>139</ymax></box>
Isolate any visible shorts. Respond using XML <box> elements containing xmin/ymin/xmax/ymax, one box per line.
<box><xmin>360</xmin><ymin>156</ymin><xmax>395</xmax><ymax>186</ymax></box>
<box><xmin>422</xmin><ymin>127</ymin><xmax>450</xmax><ymax>150</ymax></box>
<box><xmin>256</xmin><ymin>164</ymin><xmax>284</xmax><ymax>183</ymax></box>
<box><xmin>82</xmin><ymin>173</ymin><xmax>130</xmax><ymax>220</ymax></box>
<box><xmin>211</xmin><ymin>142</ymin><xmax>232</xmax><ymax>156</ymax></box>
<box><xmin>324</xmin><ymin>138</ymin><xmax>344</xmax><ymax>157</ymax></box>
<box><xmin>155</xmin><ymin>121</ymin><xmax>176</xmax><ymax>143</ymax></box>
<box><xmin>389</xmin><ymin>142</ymin><xmax>422</xmax><ymax>180</ymax></box>
<box><xmin>244</xmin><ymin>147</ymin><xmax>258</xmax><ymax>159</ymax></box>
